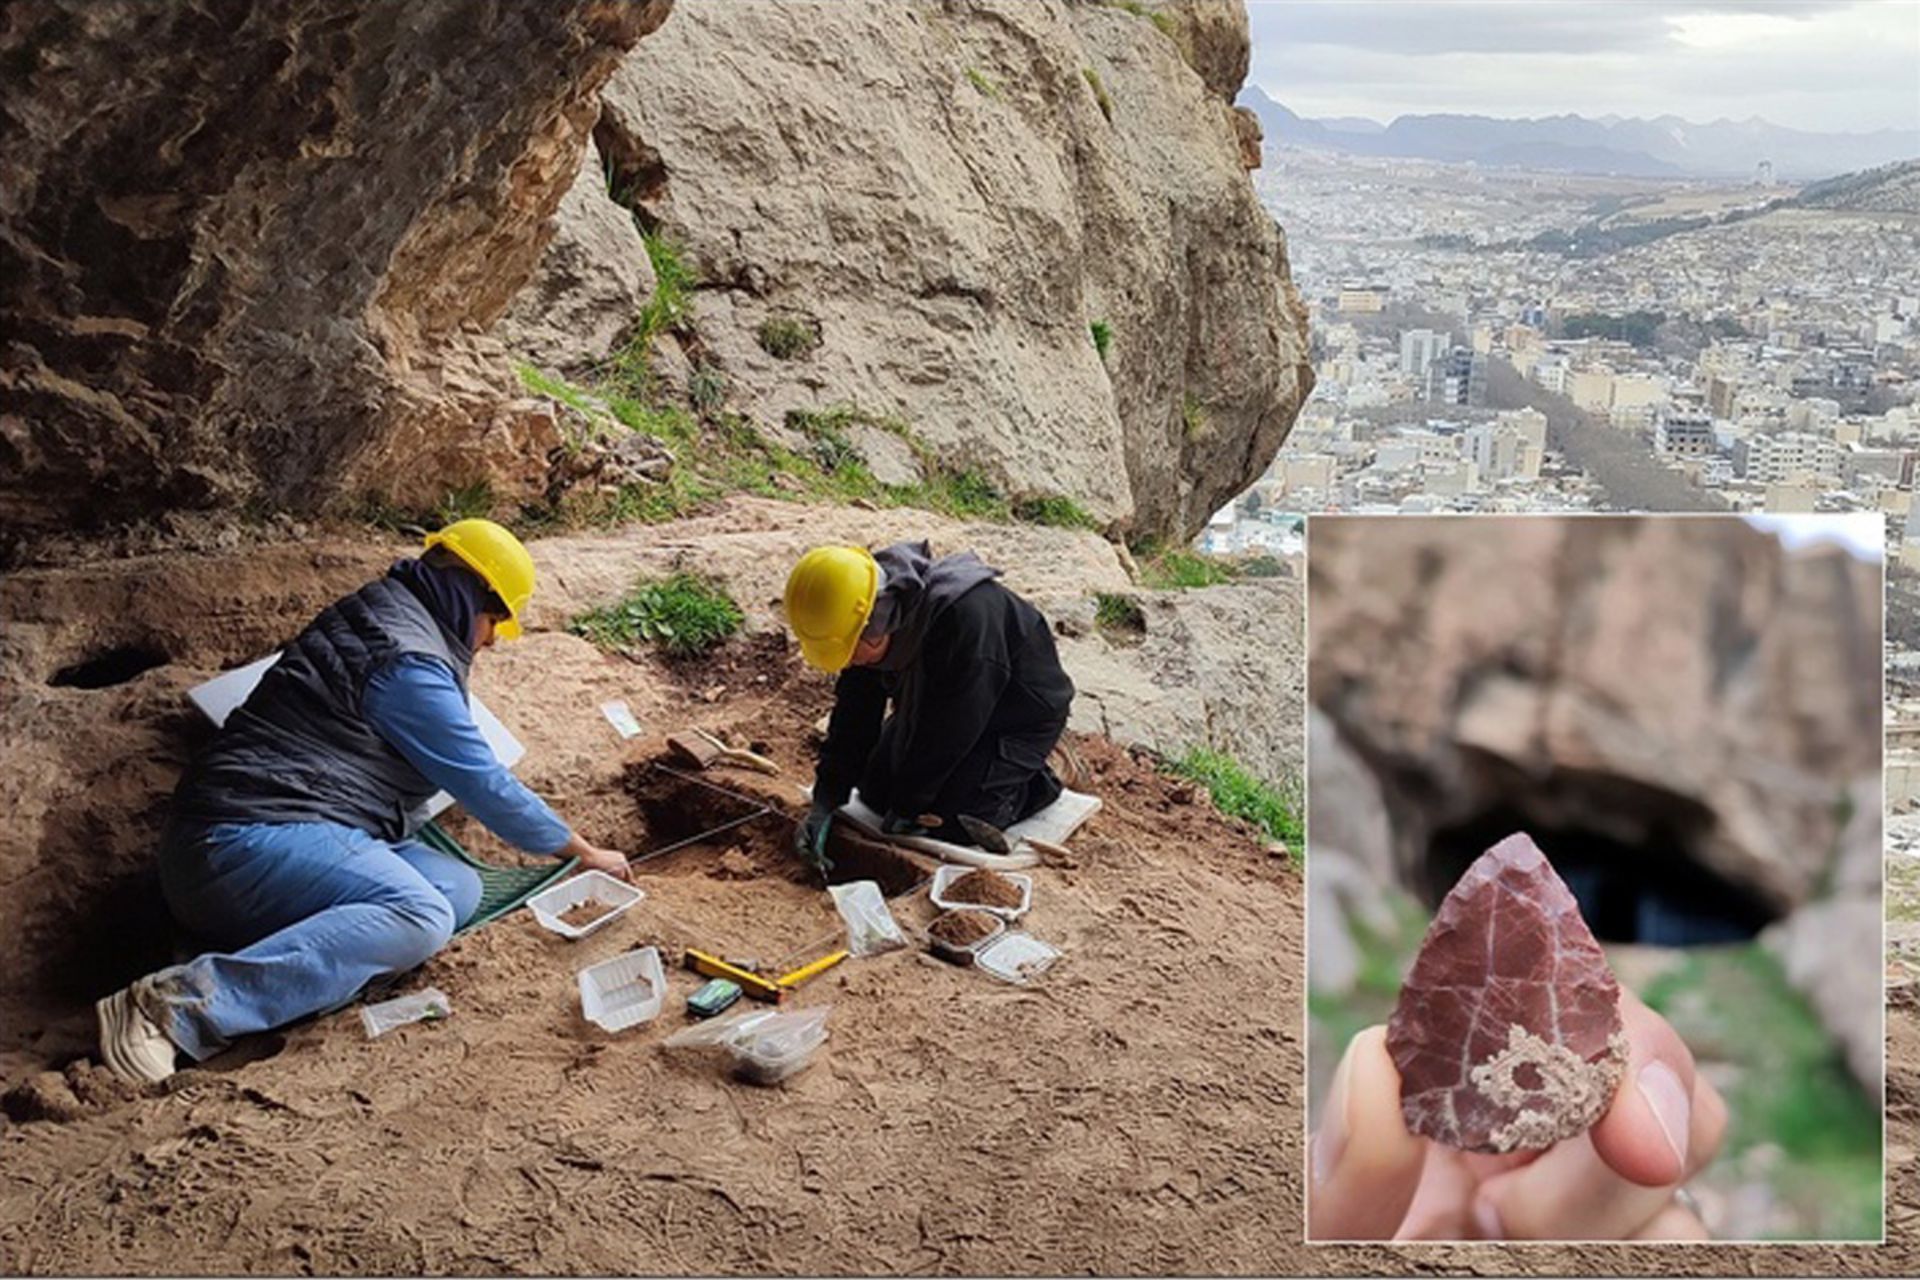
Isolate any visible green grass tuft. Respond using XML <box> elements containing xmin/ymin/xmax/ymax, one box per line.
<box><xmin>1093</xmin><ymin>591</ymin><xmax>1145</xmax><ymax>636</ymax></box>
<box><xmin>1182</xmin><ymin>394</ymin><xmax>1212</xmax><ymax>442</ymax></box>
<box><xmin>1013</xmin><ymin>494</ymin><xmax>1100</xmax><ymax>530</ymax></box>
<box><xmin>1164</xmin><ymin>747</ymin><xmax>1303</xmax><ymax>852</ymax></box>
<box><xmin>1082</xmin><ymin>67</ymin><xmax>1114</xmax><ymax>121</ymax></box>
<box><xmin>602</xmin><ymin>232</ymin><xmax>696</xmax><ymax>396</ymax></box>
<box><xmin>923</xmin><ymin>468</ymin><xmax>1007</xmax><ymax>520</ymax></box>
<box><xmin>570</xmin><ymin>572</ymin><xmax>744</xmax><ymax>658</ymax></box>
<box><xmin>756</xmin><ymin>316</ymin><xmax>819</xmax><ymax>360</ymax></box>
<box><xmin>1136</xmin><ymin>542</ymin><xmax>1240</xmax><ymax>590</ymax></box>
<box><xmin>688</xmin><ymin>363</ymin><xmax>727</xmax><ymax>417</ymax></box>
<box><xmin>1090</xmin><ymin>319</ymin><xmax>1113</xmax><ymax>363</ymax></box>
<box><xmin>433</xmin><ymin>480</ymin><xmax>496</xmax><ymax>526</ymax></box>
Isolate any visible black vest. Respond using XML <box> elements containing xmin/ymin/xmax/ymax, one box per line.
<box><xmin>171</xmin><ymin>577</ymin><xmax>473</xmax><ymax>842</ymax></box>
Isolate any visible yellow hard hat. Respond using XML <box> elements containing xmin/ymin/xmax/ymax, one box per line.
<box><xmin>784</xmin><ymin>545</ymin><xmax>881</xmax><ymax>673</ymax></box>
<box><xmin>423</xmin><ymin>518</ymin><xmax>536</xmax><ymax>641</ymax></box>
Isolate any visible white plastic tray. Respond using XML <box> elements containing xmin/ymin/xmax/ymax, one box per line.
<box><xmin>929</xmin><ymin>865</ymin><xmax>1032</xmax><ymax>921</ymax></box>
<box><xmin>974</xmin><ymin>931</ymin><xmax>1061</xmax><ymax>985</ymax></box>
<box><xmin>527</xmin><ymin>870</ymin><xmax>645</xmax><ymax>940</ymax></box>
<box><xmin>578</xmin><ymin>946</ymin><xmax>666</xmax><ymax>1032</ymax></box>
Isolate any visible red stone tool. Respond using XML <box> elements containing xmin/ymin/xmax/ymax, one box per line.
<box><xmin>1385</xmin><ymin>832</ymin><xmax>1627</xmax><ymax>1154</ymax></box>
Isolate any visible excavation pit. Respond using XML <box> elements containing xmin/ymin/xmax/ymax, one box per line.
<box><xmin>617</xmin><ymin>762</ymin><xmax>932</xmax><ymax>899</ymax></box>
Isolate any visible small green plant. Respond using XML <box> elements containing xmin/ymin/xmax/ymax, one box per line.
<box><xmin>756</xmin><ymin>315</ymin><xmax>819</xmax><ymax>360</ymax></box>
<box><xmin>570</xmin><ymin>572</ymin><xmax>744</xmax><ymax>658</ymax></box>
<box><xmin>1182</xmin><ymin>394</ymin><xmax>1212</xmax><ymax>442</ymax></box>
<box><xmin>1093</xmin><ymin>591</ymin><xmax>1146</xmax><ymax>637</ymax></box>
<box><xmin>1241</xmin><ymin>553</ymin><xmax>1288</xmax><ymax>579</ymax></box>
<box><xmin>1090</xmin><ymin>319</ymin><xmax>1113</xmax><ymax>363</ymax></box>
<box><xmin>516</xmin><ymin>362</ymin><xmax>603</xmax><ymax>421</ymax></box>
<box><xmin>1013</xmin><ymin>494</ymin><xmax>1098</xmax><ymax>529</ymax></box>
<box><xmin>964</xmin><ymin>67</ymin><xmax>1001</xmax><ymax>98</ymax></box>
<box><xmin>1136</xmin><ymin>543</ymin><xmax>1240</xmax><ymax>589</ymax></box>
<box><xmin>642</xmin><ymin>233</ymin><xmax>694</xmax><ymax>332</ymax></box>
<box><xmin>433</xmin><ymin>480</ymin><xmax>496</xmax><ymax>526</ymax></box>
<box><xmin>1106</xmin><ymin>0</ymin><xmax>1175</xmax><ymax>34</ymax></box>
<box><xmin>689</xmin><ymin>363</ymin><xmax>727</xmax><ymax>416</ymax></box>
<box><xmin>810</xmin><ymin>425</ymin><xmax>865</xmax><ymax>477</ymax></box>
<box><xmin>919</xmin><ymin>468</ymin><xmax>1009</xmax><ymax>521</ymax></box>
<box><xmin>604</xmin><ymin>232</ymin><xmax>696</xmax><ymax>395</ymax></box>
<box><xmin>1165</xmin><ymin>747</ymin><xmax>1303</xmax><ymax>852</ymax></box>
<box><xmin>1082</xmin><ymin>67</ymin><xmax>1113</xmax><ymax>121</ymax></box>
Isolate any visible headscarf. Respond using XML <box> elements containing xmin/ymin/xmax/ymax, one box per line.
<box><xmin>388</xmin><ymin>556</ymin><xmax>496</xmax><ymax>657</ymax></box>
<box><xmin>864</xmin><ymin>541</ymin><xmax>1000</xmax><ymax>670</ymax></box>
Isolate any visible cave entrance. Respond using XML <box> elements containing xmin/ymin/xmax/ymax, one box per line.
<box><xmin>48</xmin><ymin>644</ymin><xmax>169</xmax><ymax>689</ymax></box>
<box><xmin>1424</xmin><ymin>802</ymin><xmax>1778</xmax><ymax>946</ymax></box>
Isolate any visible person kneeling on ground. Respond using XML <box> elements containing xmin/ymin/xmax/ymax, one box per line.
<box><xmin>783</xmin><ymin>540</ymin><xmax>1075</xmax><ymax>866</ymax></box>
<box><xmin>96</xmin><ymin>519</ymin><xmax>631</xmax><ymax>1085</ymax></box>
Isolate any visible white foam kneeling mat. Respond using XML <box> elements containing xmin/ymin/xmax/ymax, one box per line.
<box><xmin>835</xmin><ymin>788</ymin><xmax>1101</xmax><ymax>869</ymax></box>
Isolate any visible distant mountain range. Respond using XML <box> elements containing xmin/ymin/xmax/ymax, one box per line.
<box><xmin>1238</xmin><ymin>86</ymin><xmax>1920</xmax><ymax>181</ymax></box>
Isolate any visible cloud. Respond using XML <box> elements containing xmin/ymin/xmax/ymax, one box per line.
<box><xmin>1244</xmin><ymin>0</ymin><xmax>1920</xmax><ymax>132</ymax></box>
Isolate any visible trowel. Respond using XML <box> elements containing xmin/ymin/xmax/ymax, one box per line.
<box><xmin>667</xmin><ymin>727</ymin><xmax>781</xmax><ymax>776</ymax></box>
<box><xmin>955</xmin><ymin>814</ymin><xmax>1071</xmax><ymax>861</ymax></box>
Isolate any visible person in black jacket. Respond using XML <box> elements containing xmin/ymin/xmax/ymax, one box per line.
<box><xmin>783</xmin><ymin>541</ymin><xmax>1075</xmax><ymax>863</ymax></box>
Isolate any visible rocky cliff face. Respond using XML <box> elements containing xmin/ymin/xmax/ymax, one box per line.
<box><xmin>0</xmin><ymin>0</ymin><xmax>668</xmax><ymax>552</ymax></box>
<box><xmin>519</xmin><ymin>0</ymin><xmax>1311</xmax><ymax>540</ymax></box>
<box><xmin>4</xmin><ymin>0</ymin><xmax>1307</xmax><ymax>556</ymax></box>
<box><xmin>1308</xmin><ymin>517</ymin><xmax>1881</xmax><ymax>914</ymax></box>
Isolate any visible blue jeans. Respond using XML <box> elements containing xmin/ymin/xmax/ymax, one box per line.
<box><xmin>145</xmin><ymin>820</ymin><xmax>483</xmax><ymax>1060</ymax></box>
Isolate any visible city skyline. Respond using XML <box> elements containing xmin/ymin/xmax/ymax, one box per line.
<box><xmin>1245</xmin><ymin>0</ymin><xmax>1920</xmax><ymax>136</ymax></box>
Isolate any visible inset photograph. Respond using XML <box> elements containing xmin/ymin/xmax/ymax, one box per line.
<box><xmin>1305</xmin><ymin>514</ymin><xmax>1885</xmax><ymax>1243</ymax></box>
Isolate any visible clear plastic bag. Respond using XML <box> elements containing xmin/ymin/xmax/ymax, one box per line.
<box><xmin>361</xmin><ymin>987</ymin><xmax>451</xmax><ymax>1038</ymax></box>
<box><xmin>829</xmin><ymin>879</ymin><xmax>907</xmax><ymax>956</ymax></box>
<box><xmin>662</xmin><ymin>1005</ymin><xmax>830</xmax><ymax>1085</ymax></box>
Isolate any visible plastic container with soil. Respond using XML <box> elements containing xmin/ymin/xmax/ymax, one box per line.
<box><xmin>527</xmin><ymin>870</ymin><xmax>645</xmax><ymax>940</ymax></box>
<box><xmin>930</xmin><ymin>865</ymin><xmax>1032</xmax><ymax>920</ymax></box>
<box><xmin>578</xmin><ymin>946</ymin><xmax>667</xmax><ymax>1032</ymax></box>
<box><xmin>926</xmin><ymin>908</ymin><xmax>1006</xmax><ymax>966</ymax></box>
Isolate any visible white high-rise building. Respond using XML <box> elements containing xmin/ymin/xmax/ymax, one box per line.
<box><xmin>1400</xmin><ymin>329</ymin><xmax>1451</xmax><ymax>380</ymax></box>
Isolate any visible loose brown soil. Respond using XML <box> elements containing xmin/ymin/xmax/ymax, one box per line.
<box><xmin>558</xmin><ymin>899</ymin><xmax>615</xmax><ymax>929</ymax></box>
<box><xmin>927</xmin><ymin>909</ymin><xmax>1001</xmax><ymax>949</ymax></box>
<box><xmin>1</xmin><ymin>526</ymin><xmax>1915</xmax><ymax>1275</ymax></box>
<box><xmin>944</xmin><ymin>868</ymin><xmax>1024</xmax><ymax>909</ymax></box>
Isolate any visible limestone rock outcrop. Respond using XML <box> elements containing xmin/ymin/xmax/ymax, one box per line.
<box><xmin>0</xmin><ymin>0</ymin><xmax>670</xmax><ymax>550</ymax></box>
<box><xmin>1307</xmin><ymin>518</ymin><xmax>1883</xmax><ymax>913</ymax></box>
<box><xmin>497</xmin><ymin>139</ymin><xmax>656</xmax><ymax>377</ymax></box>
<box><xmin>560</xmin><ymin>0</ymin><xmax>1310</xmax><ymax>541</ymax></box>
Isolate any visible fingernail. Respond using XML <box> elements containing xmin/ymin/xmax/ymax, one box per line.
<box><xmin>1311</xmin><ymin>1052</ymin><xmax>1352</xmax><ymax>1187</ymax></box>
<box><xmin>1473</xmin><ymin>1197</ymin><xmax>1503</xmax><ymax>1240</ymax></box>
<box><xmin>1637</xmin><ymin>1060</ymin><xmax>1691</xmax><ymax>1170</ymax></box>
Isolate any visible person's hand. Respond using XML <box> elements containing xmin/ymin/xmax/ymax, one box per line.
<box><xmin>1309</xmin><ymin>989</ymin><xmax>1727</xmax><ymax>1242</ymax></box>
<box><xmin>560</xmin><ymin>832</ymin><xmax>632</xmax><ymax>882</ymax></box>
<box><xmin>575</xmin><ymin>844</ymin><xmax>632</xmax><ymax>882</ymax></box>
<box><xmin>795</xmin><ymin>802</ymin><xmax>834</xmax><ymax>872</ymax></box>
<box><xmin>880</xmin><ymin>810</ymin><xmax>929</xmax><ymax>837</ymax></box>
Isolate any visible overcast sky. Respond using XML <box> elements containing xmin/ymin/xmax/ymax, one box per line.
<box><xmin>1245</xmin><ymin>0</ymin><xmax>1920</xmax><ymax>133</ymax></box>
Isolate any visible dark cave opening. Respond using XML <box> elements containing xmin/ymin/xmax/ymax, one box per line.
<box><xmin>47</xmin><ymin>644</ymin><xmax>170</xmax><ymax>689</ymax></box>
<box><xmin>1425</xmin><ymin>804</ymin><xmax>1778</xmax><ymax>946</ymax></box>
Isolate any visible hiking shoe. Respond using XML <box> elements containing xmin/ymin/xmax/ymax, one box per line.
<box><xmin>96</xmin><ymin>982</ymin><xmax>178</xmax><ymax>1085</ymax></box>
